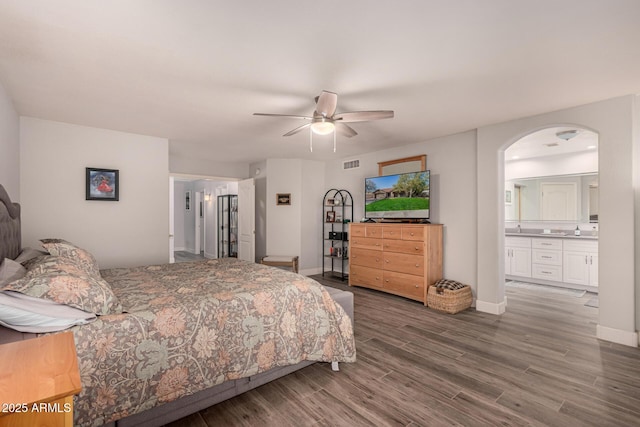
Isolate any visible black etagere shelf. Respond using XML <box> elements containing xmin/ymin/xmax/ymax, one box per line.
<box><xmin>322</xmin><ymin>189</ymin><xmax>353</xmax><ymax>280</ymax></box>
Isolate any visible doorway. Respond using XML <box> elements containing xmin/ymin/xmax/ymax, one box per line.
<box><xmin>169</xmin><ymin>174</ymin><xmax>240</xmax><ymax>262</ymax></box>
<box><xmin>503</xmin><ymin>126</ymin><xmax>599</xmax><ymax>308</ymax></box>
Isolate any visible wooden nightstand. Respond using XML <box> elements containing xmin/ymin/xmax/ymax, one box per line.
<box><xmin>0</xmin><ymin>331</ymin><xmax>82</xmax><ymax>427</ymax></box>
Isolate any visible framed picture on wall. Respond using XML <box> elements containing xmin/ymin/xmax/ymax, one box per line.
<box><xmin>186</xmin><ymin>191</ymin><xmax>192</xmax><ymax>210</ymax></box>
<box><xmin>276</xmin><ymin>193</ymin><xmax>291</xmax><ymax>205</ymax></box>
<box><xmin>86</xmin><ymin>167</ymin><xmax>119</xmax><ymax>201</ymax></box>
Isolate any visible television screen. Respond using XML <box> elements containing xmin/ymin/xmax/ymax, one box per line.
<box><xmin>365</xmin><ymin>171</ymin><xmax>430</xmax><ymax>220</ymax></box>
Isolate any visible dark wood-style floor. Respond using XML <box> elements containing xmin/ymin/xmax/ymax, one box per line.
<box><xmin>166</xmin><ymin>276</ymin><xmax>640</xmax><ymax>427</ymax></box>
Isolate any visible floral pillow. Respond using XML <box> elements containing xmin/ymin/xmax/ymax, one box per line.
<box><xmin>2</xmin><ymin>256</ymin><xmax>122</xmax><ymax>315</ymax></box>
<box><xmin>39</xmin><ymin>239</ymin><xmax>100</xmax><ymax>277</ymax></box>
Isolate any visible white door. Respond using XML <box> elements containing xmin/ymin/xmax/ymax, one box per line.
<box><xmin>541</xmin><ymin>183</ymin><xmax>577</xmax><ymax>221</ymax></box>
<box><xmin>169</xmin><ymin>176</ymin><xmax>175</xmax><ymax>263</ymax></box>
<box><xmin>238</xmin><ymin>178</ymin><xmax>255</xmax><ymax>262</ymax></box>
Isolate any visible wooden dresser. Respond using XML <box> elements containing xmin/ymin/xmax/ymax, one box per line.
<box><xmin>0</xmin><ymin>332</ymin><xmax>81</xmax><ymax>427</ymax></box>
<box><xmin>349</xmin><ymin>223</ymin><xmax>443</xmax><ymax>305</ymax></box>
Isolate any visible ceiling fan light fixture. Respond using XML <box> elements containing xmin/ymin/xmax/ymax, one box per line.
<box><xmin>310</xmin><ymin>120</ymin><xmax>335</xmax><ymax>135</ymax></box>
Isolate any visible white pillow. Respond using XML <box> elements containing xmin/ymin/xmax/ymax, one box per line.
<box><xmin>0</xmin><ymin>258</ymin><xmax>27</xmax><ymax>286</ymax></box>
<box><xmin>0</xmin><ymin>290</ymin><xmax>96</xmax><ymax>333</ymax></box>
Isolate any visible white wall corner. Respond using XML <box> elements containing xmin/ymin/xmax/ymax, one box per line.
<box><xmin>596</xmin><ymin>324</ymin><xmax>639</xmax><ymax>348</ymax></box>
<box><xmin>475</xmin><ymin>298</ymin><xmax>507</xmax><ymax>315</ymax></box>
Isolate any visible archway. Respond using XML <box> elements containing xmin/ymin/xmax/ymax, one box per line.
<box><xmin>502</xmin><ymin>126</ymin><xmax>599</xmax><ymax>309</ymax></box>
<box><xmin>475</xmin><ymin>96</ymin><xmax>637</xmax><ymax>347</ymax></box>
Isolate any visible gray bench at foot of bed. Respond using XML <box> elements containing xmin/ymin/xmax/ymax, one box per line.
<box><xmin>103</xmin><ymin>285</ymin><xmax>353</xmax><ymax>427</ymax></box>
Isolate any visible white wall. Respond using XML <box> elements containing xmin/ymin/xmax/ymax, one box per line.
<box><xmin>300</xmin><ymin>161</ymin><xmax>325</xmax><ymax>272</ymax></box>
<box><xmin>0</xmin><ymin>81</ymin><xmax>20</xmax><ymax>201</ymax></box>
<box><xmin>251</xmin><ymin>161</ymin><xmax>267</xmax><ymax>263</ymax></box>
<box><xmin>325</xmin><ymin>131</ymin><xmax>478</xmax><ymax>292</ymax></box>
<box><xmin>20</xmin><ymin>117</ymin><xmax>169</xmax><ymax>269</ymax></box>
<box><xmin>505</xmin><ymin>150</ymin><xmax>598</xmax><ymax>181</ymax></box>
<box><xmin>169</xmin><ymin>148</ymin><xmax>249</xmax><ymax>179</ymax></box>
<box><xmin>173</xmin><ymin>180</ymin><xmax>187</xmax><ymax>250</ymax></box>
<box><xmin>477</xmin><ymin>95</ymin><xmax>637</xmax><ymax>346</ymax></box>
<box><xmin>266</xmin><ymin>159</ymin><xmax>303</xmax><ymax>262</ymax></box>
<box><xmin>264</xmin><ymin>158</ymin><xmax>324</xmax><ymax>273</ymax></box>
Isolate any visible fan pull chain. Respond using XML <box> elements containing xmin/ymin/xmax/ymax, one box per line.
<box><xmin>309</xmin><ymin>128</ymin><xmax>313</xmax><ymax>152</ymax></box>
<box><xmin>333</xmin><ymin>131</ymin><xmax>337</xmax><ymax>152</ymax></box>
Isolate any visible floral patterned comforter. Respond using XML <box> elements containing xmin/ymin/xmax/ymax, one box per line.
<box><xmin>70</xmin><ymin>258</ymin><xmax>356</xmax><ymax>426</ymax></box>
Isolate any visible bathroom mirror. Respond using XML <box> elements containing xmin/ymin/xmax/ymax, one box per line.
<box><xmin>505</xmin><ymin>173</ymin><xmax>598</xmax><ymax>223</ymax></box>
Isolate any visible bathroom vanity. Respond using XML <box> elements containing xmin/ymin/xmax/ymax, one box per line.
<box><xmin>505</xmin><ymin>231</ymin><xmax>598</xmax><ymax>293</ymax></box>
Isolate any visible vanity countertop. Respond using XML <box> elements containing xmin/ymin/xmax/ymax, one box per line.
<box><xmin>505</xmin><ymin>232</ymin><xmax>598</xmax><ymax>240</ymax></box>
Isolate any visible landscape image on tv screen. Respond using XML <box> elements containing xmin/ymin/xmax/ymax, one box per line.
<box><xmin>365</xmin><ymin>171</ymin><xmax>430</xmax><ymax>219</ymax></box>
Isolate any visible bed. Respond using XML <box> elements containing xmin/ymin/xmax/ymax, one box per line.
<box><xmin>0</xmin><ymin>184</ymin><xmax>356</xmax><ymax>427</ymax></box>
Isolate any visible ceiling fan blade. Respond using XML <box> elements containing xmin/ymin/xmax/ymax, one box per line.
<box><xmin>333</xmin><ymin>110</ymin><xmax>394</xmax><ymax>122</ymax></box>
<box><xmin>314</xmin><ymin>90</ymin><xmax>338</xmax><ymax>118</ymax></box>
<box><xmin>253</xmin><ymin>113</ymin><xmax>312</xmax><ymax>120</ymax></box>
<box><xmin>336</xmin><ymin>123</ymin><xmax>358</xmax><ymax>138</ymax></box>
<box><xmin>283</xmin><ymin>123</ymin><xmax>311</xmax><ymax>137</ymax></box>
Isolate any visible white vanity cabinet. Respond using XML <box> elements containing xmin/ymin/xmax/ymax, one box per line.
<box><xmin>531</xmin><ymin>238</ymin><xmax>563</xmax><ymax>282</ymax></box>
<box><xmin>563</xmin><ymin>240</ymin><xmax>598</xmax><ymax>287</ymax></box>
<box><xmin>505</xmin><ymin>237</ymin><xmax>532</xmax><ymax>277</ymax></box>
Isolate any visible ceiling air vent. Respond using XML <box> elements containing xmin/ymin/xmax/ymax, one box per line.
<box><xmin>343</xmin><ymin>159</ymin><xmax>360</xmax><ymax>170</ymax></box>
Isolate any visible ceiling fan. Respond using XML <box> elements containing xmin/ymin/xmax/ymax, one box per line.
<box><xmin>253</xmin><ymin>90</ymin><xmax>394</xmax><ymax>151</ymax></box>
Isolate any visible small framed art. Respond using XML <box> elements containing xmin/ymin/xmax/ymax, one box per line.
<box><xmin>86</xmin><ymin>167</ymin><xmax>119</xmax><ymax>201</ymax></box>
<box><xmin>277</xmin><ymin>193</ymin><xmax>291</xmax><ymax>206</ymax></box>
<box><xmin>326</xmin><ymin>211</ymin><xmax>336</xmax><ymax>223</ymax></box>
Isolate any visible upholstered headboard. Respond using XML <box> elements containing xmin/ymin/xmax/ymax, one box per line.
<box><xmin>0</xmin><ymin>184</ymin><xmax>21</xmax><ymax>261</ymax></box>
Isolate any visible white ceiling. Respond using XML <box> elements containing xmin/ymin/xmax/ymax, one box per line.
<box><xmin>1</xmin><ymin>1</ymin><xmax>639</xmax><ymax>165</ymax></box>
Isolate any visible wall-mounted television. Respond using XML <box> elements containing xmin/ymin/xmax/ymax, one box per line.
<box><xmin>365</xmin><ymin>171</ymin><xmax>430</xmax><ymax>220</ymax></box>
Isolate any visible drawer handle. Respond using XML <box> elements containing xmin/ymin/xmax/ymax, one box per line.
<box><xmin>385</xmin><ymin>279</ymin><xmax>389</xmax><ymax>283</ymax></box>
<box><xmin>410</xmin><ymin>232</ymin><xmax>415</xmax><ymax>236</ymax></box>
<box><xmin>415</xmin><ymin>264</ymin><xmax>420</xmax><ymax>267</ymax></box>
<box><xmin>375</xmin><ymin>243</ymin><xmax>380</xmax><ymax>246</ymax></box>
<box><xmin>385</xmin><ymin>259</ymin><xmax>390</xmax><ymax>263</ymax></box>
<box><xmin>375</xmin><ymin>258</ymin><xmax>379</xmax><ymax>262</ymax></box>
<box><xmin>415</xmin><ymin>247</ymin><xmax>420</xmax><ymax>251</ymax></box>
<box><xmin>375</xmin><ymin>276</ymin><xmax>380</xmax><ymax>280</ymax></box>
<box><xmin>542</xmin><ymin>256</ymin><xmax>552</xmax><ymax>259</ymax></box>
<box><xmin>415</xmin><ymin>285</ymin><xmax>419</xmax><ymax>288</ymax></box>
<box><xmin>542</xmin><ymin>271</ymin><xmax>552</xmax><ymax>274</ymax></box>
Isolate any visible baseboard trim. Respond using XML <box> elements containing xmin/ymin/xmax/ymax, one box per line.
<box><xmin>204</xmin><ymin>251</ymin><xmax>216</xmax><ymax>259</ymax></box>
<box><xmin>596</xmin><ymin>324</ymin><xmax>639</xmax><ymax>348</ymax></box>
<box><xmin>475</xmin><ymin>298</ymin><xmax>507</xmax><ymax>315</ymax></box>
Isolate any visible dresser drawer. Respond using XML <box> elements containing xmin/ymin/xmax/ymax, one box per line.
<box><xmin>383</xmin><ymin>252</ymin><xmax>424</xmax><ymax>276</ymax></box>
<box><xmin>381</xmin><ymin>225</ymin><xmax>402</xmax><ymax>239</ymax></box>
<box><xmin>351</xmin><ymin>236</ymin><xmax>382</xmax><ymax>250</ymax></box>
<box><xmin>350</xmin><ymin>248</ymin><xmax>383</xmax><ymax>268</ymax></box>
<box><xmin>402</xmin><ymin>226</ymin><xmax>424</xmax><ymax>241</ymax></box>
<box><xmin>383</xmin><ymin>270</ymin><xmax>425</xmax><ymax>301</ymax></box>
<box><xmin>532</xmin><ymin>263</ymin><xmax>562</xmax><ymax>281</ymax></box>
<box><xmin>382</xmin><ymin>239</ymin><xmax>424</xmax><ymax>255</ymax></box>
<box><xmin>349</xmin><ymin>224</ymin><xmax>366</xmax><ymax>237</ymax></box>
<box><xmin>532</xmin><ymin>249</ymin><xmax>562</xmax><ymax>265</ymax></box>
<box><xmin>365</xmin><ymin>226</ymin><xmax>382</xmax><ymax>238</ymax></box>
<box><xmin>350</xmin><ymin>265</ymin><xmax>383</xmax><ymax>289</ymax></box>
<box><xmin>532</xmin><ymin>238</ymin><xmax>562</xmax><ymax>250</ymax></box>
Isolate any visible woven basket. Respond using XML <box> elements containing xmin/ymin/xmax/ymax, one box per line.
<box><xmin>427</xmin><ymin>285</ymin><xmax>472</xmax><ymax>314</ymax></box>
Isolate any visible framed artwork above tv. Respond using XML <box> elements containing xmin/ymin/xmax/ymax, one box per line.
<box><xmin>378</xmin><ymin>155</ymin><xmax>426</xmax><ymax>176</ymax></box>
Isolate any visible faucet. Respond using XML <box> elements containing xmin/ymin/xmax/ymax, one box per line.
<box><xmin>516</xmin><ymin>224</ymin><xmax>521</xmax><ymax>233</ymax></box>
